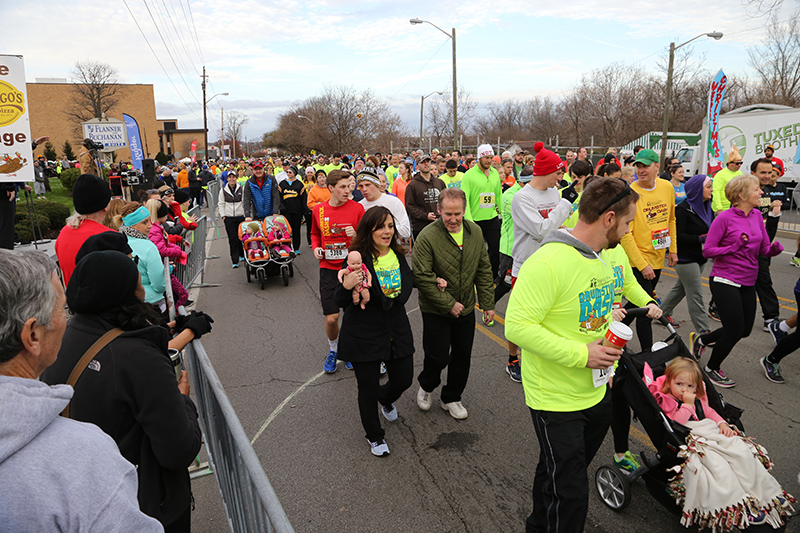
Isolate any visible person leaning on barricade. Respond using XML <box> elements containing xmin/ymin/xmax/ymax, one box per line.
<box><xmin>41</xmin><ymin>250</ymin><xmax>205</xmax><ymax>532</ymax></box>
<box><xmin>0</xmin><ymin>250</ymin><xmax>163</xmax><ymax>532</ymax></box>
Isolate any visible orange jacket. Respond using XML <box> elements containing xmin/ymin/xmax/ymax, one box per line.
<box><xmin>307</xmin><ymin>184</ymin><xmax>331</xmax><ymax>209</ymax></box>
<box><xmin>176</xmin><ymin>169</ymin><xmax>189</xmax><ymax>188</ymax></box>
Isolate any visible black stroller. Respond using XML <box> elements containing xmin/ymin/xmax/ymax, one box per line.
<box><xmin>594</xmin><ymin>309</ymin><xmax>787</xmax><ymax>532</ymax></box>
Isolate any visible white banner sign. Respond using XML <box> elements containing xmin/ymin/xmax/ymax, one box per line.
<box><xmin>82</xmin><ymin>119</ymin><xmax>128</xmax><ymax>151</ymax></box>
<box><xmin>0</xmin><ymin>54</ymin><xmax>34</xmax><ymax>183</ymax></box>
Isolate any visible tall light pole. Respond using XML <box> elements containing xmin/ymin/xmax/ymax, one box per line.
<box><xmin>201</xmin><ymin>68</ymin><xmax>228</xmax><ymax>162</ymax></box>
<box><xmin>297</xmin><ymin>115</ymin><xmax>313</xmax><ymax>123</ymax></box>
<box><xmin>660</xmin><ymin>31</ymin><xmax>723</xmax><ymax>171</ymax></box>
<box><xmin>420</xmin><ymin>91</ymin><xmax>443</xmax><ymax>149</ymax></box>
<box><xmin>411</xmin><ymin>18</ymin><xmax>457</xmax><ymax>151</ymax></box>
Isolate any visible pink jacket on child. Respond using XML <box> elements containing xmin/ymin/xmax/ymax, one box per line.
<box><xmin>149</xmin><ymin>222</ymin><xmax>186</xmax><ymax>262</ymax></box>
<box><xmin>643</xmin><ymin>363</ymin><xmax>725</xmax><ymax>426</ymax></box>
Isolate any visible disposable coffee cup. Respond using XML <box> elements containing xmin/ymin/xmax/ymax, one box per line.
<box><xmin>168</xmin><ymin>348</ymin><xmax>182</xmax><ymax>381</ymax></box>
<box><xmin>603</xmin><ymin>321</ymin><xmax>633</xmax><ymax>350</ymax></box>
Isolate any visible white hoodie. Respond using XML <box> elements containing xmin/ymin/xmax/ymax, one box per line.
<box><xmin>0</xmin><ymin>375</ymin><xmax>162</xmax><ymax>532</ymax></box>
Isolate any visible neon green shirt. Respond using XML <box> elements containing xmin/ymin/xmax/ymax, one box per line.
<box><xmin>461</xmin><ymin>165</ymin><xmax>502</xmax><ymax>222</ymax></box>
<box><xmin>505</xmin><ymin>238</ymin><xmax>651</xmax><ymax>411</ymax></box>
<box><xmin>561</xmin><ymin>190</ymin><xmax>582</xmax><ymax>229</ymax></box>
<box><xmin>440</xmin><ymin>171</ymin><xmax>465</xmax><ymax>189</ymax></box>
<box><xmin>373</xmin><ymin>250</ymin><xmax>402</xmax><ymax>298</ymax></box>
<box><xmin>711</xmin><ymin>167</ymin><xmax>742</xmax><ymax>213</ymax></box>
<box><xmin>451</xmin><ymin>226</ymin><xmax>464</xmax><ymax>248</ymax></box>
<box><xmin>385</xmin><ymin>165</ymin><xmax>399</xmax><ymax>188</ymax></box>
<box><xmin>499</xmin><ymin>183</ymin><xmax>521</xmax><ymax>256</ymax></box>
<box><xmin>324</xmin><ymin>162</ymin><xmax>345</xmax><ymax>175</ymax></box>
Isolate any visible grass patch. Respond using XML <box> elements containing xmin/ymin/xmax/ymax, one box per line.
<box><xmin>41</xmin><ymin>178</ymin><xmax>75</xmax><ymax>213</ymax></box>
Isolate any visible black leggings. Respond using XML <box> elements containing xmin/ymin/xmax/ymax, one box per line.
<box><xmin>767</xmin><ymin>292</ymin><xmax>800</xmax><ymax>364</ymax></box>
<box><xmin>475</xmin><ymin>217</ymin><xmax>501</xmax><ymax>283</ymax></box>
<box><xmin>610</xmin><ymin>377</ymin><xmax>630</xmax><ymax>454</ymax></box>
<box><xmin>351</xmin><ymin>356</ymin><xmax>414</xmax><ymax>441</ymax></box>
<box><xmin>699</xmin><ymin>281</ymin><xmax>756</xmax><ymax>371</ymax></box>
<box><xmin>623</xmin><ymin>268</ymin><xmax>661</xmax><ymax>350</ymax></box>
<box><xmin>283</xmin><ymin>212</ymin><xmax>303</xmax><ymax>251</ymax></box>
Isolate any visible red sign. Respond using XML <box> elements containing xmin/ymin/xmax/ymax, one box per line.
<box><xmin>190</xmin><ymin>140</ymin><xmax>197</xmax><ymax>164</ymax></box>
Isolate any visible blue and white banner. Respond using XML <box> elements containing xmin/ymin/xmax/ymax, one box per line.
<box><xmin>123</xmin><ymin>113</ymin><xmax>144</xmax><ymax>171</ymax></box>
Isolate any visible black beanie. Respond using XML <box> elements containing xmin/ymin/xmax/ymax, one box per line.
<box><xmin>75</xmin><ymin>232</ymin><xmax>132</xmax><ymax>265</ymax></box>
<box><xmin>156</xmin><ymin>200</ymin><xmax>171</xmax><ymax>218</ymax></box>
<box><xmin>72</xmin><ymin>174</ymin><xmax>111</xmax><ymax>215</ymax></box>
<box><xmin>67</xmin><ymin>250</ymin><xmax>139</xmax><ymax>314</ymax></box>
<box><xmin>174</xmin><ymin>189</ymin><xmax>191</xmax><ymax>204</ymax></box>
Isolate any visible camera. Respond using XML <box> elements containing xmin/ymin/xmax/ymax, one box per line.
<box><xmin>120</xmin><ymin>168</ymin><xmax>142</xmax><ymax>186</ymax></box>
<box><xmin>85</xmin><ymin>139</ymin><xmax>105</xmax><ymax>151</ymax></box>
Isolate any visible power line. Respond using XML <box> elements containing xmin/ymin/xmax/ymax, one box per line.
<box><xmin>122</xmin><ymin>0</ymin><xmax>200</xmax><ymax>118</ymax></box>
<box><xmin>182</xmin><ymin>0</ymin><xmax>206</xmax><ymax>66</ymax></box>
<box><xmin>389</xmin><ymin>38</ymin><xmax>450</xmax><ymax>100</ymax></box>
<box><xmin>162</xmin><ymin>0</ymin><xmax>202</xmax><ymax>77</ymax></box>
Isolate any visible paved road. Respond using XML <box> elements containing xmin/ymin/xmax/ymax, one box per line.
<box><xmin>189</xmin><ymin>220</ymin><xmax>799</xmax><ymax>533</ymax></box>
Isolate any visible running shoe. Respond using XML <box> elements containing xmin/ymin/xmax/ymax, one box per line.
<box><xmin>613</xmin><ymin>451</ymin><xmax>641</xmax><ymax>474</ymax></box>
<box><xmin>381</xmin><ymin>403</ymin><xmax>398</xmax><ymax>422</ymax></box>
<box><xmin>791</xmin><ymin>256</ymin><xmax>800</xmax><ymax>268</ymax></box>
<box><xmin>367</xmin><ymin>438</ymin><xmax>390</xmax><ymax>457</ymax></box>
<box><xmin>708</xmin><ymin>301</ymin><xmax>720</xmax><ymax>322</ymax></box>
<box><xmin>506</xmin><ymin>359</ymin><xmax>522</xmax><ymax>383</ymax></box>
<box><xmin>689</xmin><ymin>332</ymin><xmax>705</xmax><ymax>361</ymax></box>
<box><xmin>760</xmin><ymin>357</ymin><xmax>785</xmax><ymax>384</ymax></box>
<box><xmin>232</xmin><ymin>263</ymin><xmax>239</xmax><ymax>269</ymax></box>
<box><xmin>664</xmin><ymin>315</ymin><xmax>680</xmax><ymax>329</ymax></box>
<box><xmin>294</xmin><ymin>249</ymin><xmax>301</xmax><ymax>255</ymax></box>
<box><xmin>485</xmin><ymin>319</ymin><xmax>495</xmax><ymax>327</ymax></box>
<box><xmin>747</xmin><ymin>510</ymin><xmax>767</xmax><ymax>526</ymax></box>
<box><xmin>440</xmin><ymin>400</ymin><xmax>468</xmax><ymax>420</ymax></box>
<box><xmin>324</xmin><ymin>351</ymin><xmax>337</xmax><ymax>373</ymax></box>
<box><xmin>705</xmin><ymin>366</ymin><xmax>736</xmax><ymax>388</ymax></box>
<box><xmin>416</xmin><ymin>387</ymin><xmax>432</xmax><ymax>411</ymax></box>
<box><xmin>345</xmin><ymin>361</ymin><xmax>353</xmax><ymax>370</ymax></box>
<box><xmin>380</xmin><ymin>362</ymin><xmax>386</xmax><ymax>375</ymax></box>
<box><xmin>763</xmin><ymin>318</ymin><xmax>780</xmax><ymax>333</ymax></box>
<box><xmin>768</xmin><ymin>320</ymin><xmax>788</xmax><ymax>346</ymax></box>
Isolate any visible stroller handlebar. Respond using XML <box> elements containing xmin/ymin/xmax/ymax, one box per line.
<box><xmin>624</xmin><ymin>307</ymin><xmax>670</xmax><ymax>328</ymax></box>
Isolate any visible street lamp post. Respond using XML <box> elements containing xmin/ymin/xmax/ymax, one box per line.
<box><xmin>297</xmin><ymin>115</ymin><xmax>313</xmax><ymax>123</ymax></box>
<box><xmin>660</xmin><ymin>31</ymin><xmax>723</xmax><ymax>171</ymax></box>
<box><xmin>411</xmin><ymin>18</ymin><xmax>457</xmax><ymax>151</ymax></box>
<box><xmin>420</xmin><ymin>91</ymin><xmax>443</xmax><ymax>149</ymax></box>
<box><xmin>201</xmin><ymin>71</ymin><xmax>228</xmax><ymax>163</ymax></box>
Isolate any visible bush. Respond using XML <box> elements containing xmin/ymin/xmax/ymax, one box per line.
<box><xmin>59</xmin><ymin>168</ymin><xmax>81</xmax><ymax>193</ymax></box>
<box><xmin>32</xmin><ymin>200</ymin><xmax>70</xmax><ymax>231</ymax></box>
<box><xmin>62</xmin><ymin>140</ymin><xmax>76</xmax><ymax>161</ymax></box>
<box><xmin>14</xmin><ymin>213</ymin><xmax>51</xmax><ymax>243</ymax></box>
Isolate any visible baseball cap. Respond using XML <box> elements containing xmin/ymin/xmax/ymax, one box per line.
<box><xmin>252</xmin><ymin>161</ymin><xmax>264</xmax><ymax>169</ymax></box>
<box><xmin>765</xmin><ymin>144</ymin><xmax>775</xmax><ymax>151</ymax></box>
<box><xmin>417</xmin><ymin>153</ymin><xmax>432</xmax><ymax>163</ymax></box>
<box><xmin>634</xmin><ymin>149</ymin><xmax>659</xmax><ymax>166</ymax></box>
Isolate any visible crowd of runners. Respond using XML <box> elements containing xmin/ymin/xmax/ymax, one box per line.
<box><xmin>1</xmin><ymin>139</ymin><xmax>798</xmax><ymax>532</ymax></box>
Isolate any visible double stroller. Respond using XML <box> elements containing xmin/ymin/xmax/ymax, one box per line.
<box><xmin>237</xmin><ymin>215</ymin><xmax>294</xmax><ymax>289</ymax></box>
<box><xmin>595</xmin><ymin>308</ymin><xmax>790</xmax><ymax>532</ymax></box>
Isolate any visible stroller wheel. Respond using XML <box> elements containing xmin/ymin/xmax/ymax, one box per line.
<box><xmin>281</xmin><ymin>265</ymin><xmax>289</xmax><ymax>286</ymax></box>
<box><xmin>595</xmin><ymin>465</ymin><xmax>632</xmax><ymax>511</ymax></box>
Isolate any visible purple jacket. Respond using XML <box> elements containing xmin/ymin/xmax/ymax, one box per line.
<box><xmin>703</xmin><ymin>207</ymin><xmax>783</xmax><ymax>286</ymax></box>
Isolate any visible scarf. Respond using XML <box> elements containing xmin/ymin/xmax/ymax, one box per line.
<box><xmin>120</xmin><ymin>225</ymin><xmax>148</xmax><ymax>240</ymax></box>
<box><xmin>685</xmin><ymin>174</ymin><xmax>713</xmax><ymax>229</ymax></box>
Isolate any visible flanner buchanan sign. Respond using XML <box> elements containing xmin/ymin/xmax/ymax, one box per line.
<box><xmin>82</xmin><ymin>118</ymin><xmax>128</xmax><ymax>151</ymax></box>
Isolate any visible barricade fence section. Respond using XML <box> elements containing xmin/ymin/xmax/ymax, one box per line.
<box><xmin>206</xmin><ymin>179</ymin><xmax>220</xmax><ymax>234</ymax></box>
<box><xmin>183</xmin><ymin>339</ymin><xmax>295</xmax><ymax>533</ymax></box>
<box><xmin>173</xmin><ymin>215</ymin><xmax>220</xmax><ymax>289</ymax></box>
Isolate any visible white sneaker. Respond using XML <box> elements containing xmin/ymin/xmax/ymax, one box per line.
<box><xmin>381</xmin><ymin>403</ymin><xmax>398</xmax><ymax>422</ymax></box>
<box><xmin>440</xmin><ymin>400</ymin><xmax>468</xmax><ymax>420</ymax></box>
<box><xmin>367</xmin><ymin>438</ymin><xmax>390</xmax><ymax>457</ymax></box>
<box><xmin>416</xmin><ymin>387</ymin><xmax>432</xmax><ymax>411</ymax></box>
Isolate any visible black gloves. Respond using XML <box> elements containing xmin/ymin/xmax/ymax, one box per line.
<box><xmin>176</xmin><ymin>310</ymin><xmax>214</xmax><ymax>338</ymax></box>
<box><xmin>562</xmin><ymin>182</ymin><xmax>579</xmax><ymax>204</ymax></box>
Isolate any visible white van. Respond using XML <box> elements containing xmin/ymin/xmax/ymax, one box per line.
<box><xmin>677</xmin><ymin>104</ymin><xmax>800</xmax><ymax>185</ymax></box>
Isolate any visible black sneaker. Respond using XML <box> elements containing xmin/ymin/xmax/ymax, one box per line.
<box><xmin>689</xmin><ymin>332</ymin><xmax>705</xmax><ymax>360</ymax></box>
<box><xmin>506</xmin><ymin>359</ymin><xmax>522</xmax><ymax>383</ymax></box>
<box><xmin>768</xmin><ymin>320</ymin><xmax>788</xmax><ymax>345</ymax></box>
<box><xmin>705</xmin><ymin>366</ymin><xmax>736</xmax><ymax>388</ymax></box>
<box><xmin>760</xmin><ymin>357</ymin><xmax>785</xmax><ymax>384</ymax></box>
<box><xmin>708</xmin><ymin>302</ymin><xmax>720</xmax><ymax>322</ymax></box>
<box><xmin>763</xmin><ymin>318</ymin><xmax>780</xmax><ymax>333</ymax></box>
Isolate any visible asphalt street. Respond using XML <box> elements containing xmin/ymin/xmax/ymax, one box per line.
<box><xmin>188</xmin><ymin>217</ymin><xmax>799</xmax><ymax>533</ymax></box>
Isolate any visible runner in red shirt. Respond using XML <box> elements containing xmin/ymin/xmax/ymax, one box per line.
<box><xmin>311</xmin><ymin>170</ymin><xmax>365</xmax><ymax>373</ymax></box>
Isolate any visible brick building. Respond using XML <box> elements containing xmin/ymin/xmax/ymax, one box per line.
<box><xmin>26</xmin><ymin>81</ymin><xmax>208</xmax><ymax>163</ymax></box>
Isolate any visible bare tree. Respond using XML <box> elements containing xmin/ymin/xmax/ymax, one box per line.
<box><xmin>67</xmin><ymin>61</ymin><xmax>126</xmax><ymax>129</ymax></box>
<box><xmin>222</xmin><ymin>111</ymin><xmax>249</xmax><ymax>158</ymax></box>
<box><xmin>747</xmin><ymin>14</ymin><xmax>800</xmax><ymax>107</ymax></box>
<box><xmin>425</xmin><ymin>85</ymin><xmax>477</xmax><ymax>148</ymax></box>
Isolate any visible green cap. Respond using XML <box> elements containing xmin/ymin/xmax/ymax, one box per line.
<box><xmin>634</xmin><ymin>149</ymin><xmax>659</xmax><ymax>165</ymax></box>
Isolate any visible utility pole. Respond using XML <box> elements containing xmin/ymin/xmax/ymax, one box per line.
<box><xmin>201</xmin><ymin>66</ymin><xmax>208</xmax><ymax>163</ymax></box>
<box><xmin>220</xmin><ymin>107</ymin><xmax>225</xmax><ymax>162</ymax></box>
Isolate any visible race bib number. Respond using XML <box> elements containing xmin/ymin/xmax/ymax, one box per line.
<box><xmin>592</xmin><ymin>366</ymin><xmax>615</xmax><ymax>388</ymax></box>
<box><xmin>651</xmin><ymin>229</ymin><xmax>671</xmax><ymax>250</ymax></box>
<box><xmin>478</xmin><ymin>192</ymin><xmax>495</xmax><ymax>209</ymax></box>
<box><xmin>324</xmin><ymin>243</ymin><xmax>347</xmax><ymax>261</ymax></box>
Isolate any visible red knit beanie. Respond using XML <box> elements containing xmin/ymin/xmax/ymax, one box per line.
<box><xmin>532</xmin><ymin>147</ymin><xmax>565</xmax><ymax>176</ymax></box>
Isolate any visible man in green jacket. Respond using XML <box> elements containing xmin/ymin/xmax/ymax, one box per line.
<box><xmin>413</xmin><ymin>188</ymin><xmax>495</xmax><ymax>420</ymax></box>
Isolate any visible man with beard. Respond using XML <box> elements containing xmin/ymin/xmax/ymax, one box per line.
<box><xmin>505</xmin><ymin>177</ymin><xmax>659</xmax><ymax>533</ymax></box>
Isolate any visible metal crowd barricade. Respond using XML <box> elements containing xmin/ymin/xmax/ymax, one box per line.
<box><xmin>183</xmin><ymin>339</ymin><xmax>295</xmax><ymax>533</ymax></box>
<box><xmin>173</xmin><ymin>215</ymin><xmax>220</xmax><ymax>289</ymax></box>
<box><xmin>206</xmin><ymin>179</ymin><xmax>221</xmax><ymax>238</ymax></box>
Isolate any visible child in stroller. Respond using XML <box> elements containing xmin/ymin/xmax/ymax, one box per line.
<box><xmin>267</xmin><ymin>220</ymin><xmax>293</xmax><ymax>258</ymax></box>
<box><xmin>645</xmin><ymin>357</ymin><xmax>795</xmax><ymax>531</ymax></box>
<box><xmin>242</xmin><ymin>222</ymin><xmax>268</xmax><ymax>261</ymax></box>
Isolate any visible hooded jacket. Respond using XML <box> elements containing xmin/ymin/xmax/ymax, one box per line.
<box><xmin>0</xmin><ymin>375</ymin><xmax>162</xmax><ymax>532</ymax></box>
<box><xmin>404</xmin><ymin>172</ymin><xmax>445</xmax><ymax>232</ymax></box>
<box><xmin>40</xmin><ymin>314</ymin><xmax>202</xmax><ymax>526</ymax></box>
<box><xmin>505</xmin><ymin>228</ymin><xmax>650</xmax><ymax>412</ymax></box>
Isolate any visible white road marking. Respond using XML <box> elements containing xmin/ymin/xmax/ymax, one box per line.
<box><xmin>250</xmin><ymin>371</ymin><xmax>325</xmax><ymax>445</ymax></box>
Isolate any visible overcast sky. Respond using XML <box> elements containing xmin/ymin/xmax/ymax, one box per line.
<box><xmin>8</xmin><ymin>0</ymin><xmax>796</xmax><ymax>141</ymax></box>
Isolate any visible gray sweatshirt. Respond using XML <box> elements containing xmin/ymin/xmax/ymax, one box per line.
<box><xmin>0</xmin><ymin>375</ymin><xmax>163</xmax><ymax>532</ymax></box>
<box><xmin>510</xmin><ymin>184</ymin><xmax>573</xmax><ymax>277</ymax></box>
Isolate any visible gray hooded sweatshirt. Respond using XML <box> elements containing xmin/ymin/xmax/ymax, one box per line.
<box><xmin>0</xmin><ymin>375</ymin><xmax>163</xmax><ymax>532</ymax></box>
